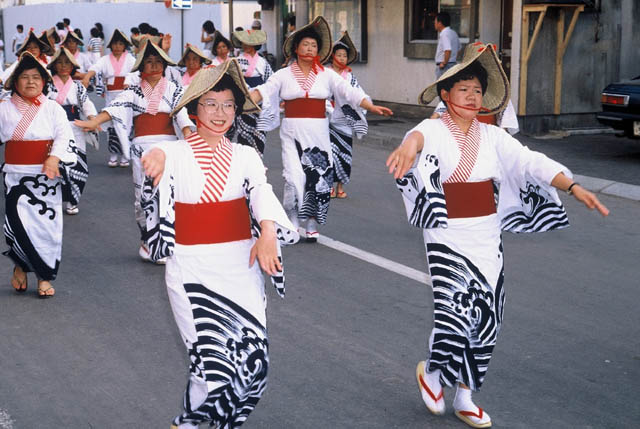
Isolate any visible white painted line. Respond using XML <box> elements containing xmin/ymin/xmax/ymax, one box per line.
<box><xmin>299</xmin><ymin>228</ymin><xmax>431</xmax><ymax>285</ymax></box>
<box><xmin>0</xmin><ymin>409</ymin><xmax>14</xmax><ymax>429</ymax></box>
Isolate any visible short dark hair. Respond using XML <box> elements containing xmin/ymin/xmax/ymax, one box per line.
<box><xmin>288</xmin><ymin>15</ymin><xmax>296</xmax><ymax>27</ymax></box>
<box><xmin>186</xmin><ymin>74</ymin><xmax>246</xmax><ymax>118</ymax></box>
<box><xmin>149</xmin><ymin>27</ymin><xmax>159</xmax><ymax>37</ymax></box>
<box><xmin>436</xmin><ymin>12</ymin><xmax>451</xmax><ymax>27</ymax></box>
<box><xmin>203</xmin><ymin>20</ymin><xmax>216</xmax><ymax>34</ymax></box>
<box><xmin>56</xmin><ymin>22</ymin><xmax>65</xmax><ymax>30</ymax></box>
<box><xmin>90</xmin><ymin>27</ymin><xmax>100</xmax><ymax>38</ymax></box>
<box><xmin>63</xmin><ymin>18</ymin><xmax>70</xmax><ymax>25</ymax></box>
<box><xmin>17</xmin><ymin>25</ymin><xmax>24</xmax><ymax>31</ymax></box>
<box><xmin>234</xmin><ymin>26</ymin><xmax>244</xmax><ymax>32</ymax></box>
<box><xmin>139</xmin><ymin>23</ymin><xmax>151</xmax><ymax>35</ymax></box>
<box><xmin>94</xmin><ymin>22</ymin><xmax>103</xmax><ymax>31</ymax></box>
<box><xmin>437</xmin><ymin>62</ymin><xmax>488</xmax><ymax>102</ymax></box>
<box><xmin>215</xmin><ymin>38</ymin><xmax>232</xmax><ymax>55</ymax></box>
<box><xmin>131</xmin><ymin>27</ymin><xmax>140</xmax><ymax>35</ymax></box>
<box><xmin>11</xmin><ymin>58</ymin><xmax>50</xmax><ymax>95</ymax></box>
<box><xmin>291</xmin><ymin>28</ymin><xmax>322</xmax><ymax>59</ymax></box>
<box><xmin>332</xmin><ymin>44</ymin><xmax>349</xmax><ymax>56</ymax></box>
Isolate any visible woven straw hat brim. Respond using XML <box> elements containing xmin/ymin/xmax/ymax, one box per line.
<box><xmin>132</xmin><ymin>40</ymin><xmax>176</xmax><ymax>72</ymax></box>
<box><xmin>334</xmin><ymin>31</ymin><xmax>357</xmax><ymax>65</ymax></box>
<box><xmin>62</xmin><ymin>30</ymin><xmax>84</xmax><ymax>46</ymax></box>
<box><xmin>131</xmin><ymin>35</ymin><xmax>163</xmax><ymax>48</ymax></box>
<box><xmin>47</xmin><ymin>47</ymin><xmax>81</xmax><ymax>71</ymax></box>
<box><xmin>171</xmin><ymin>58</ymin><xmax>259</xmax><ymax>117</ymax></box>
<box><xmin>283</xmin><ymin>16</ymin><xmax>332</xmax><ymax>64</ymax></box>
<box><xmin>107</xmin><ymin>29</ymin><xmax>132</xmax><ymax>48</ymax></box>
<box><xmin>418</xmin><ymin>44</ymin><xmax>509</xmax><ymax>116</ymax></box>
<box><xmin>231</xmin><ymin>30</ymin><xmax>267</xmax><ymax>48</ymax></box>
<box><xmin>178</xmin><ymin>45</ymin><xmax>212</xmax><ymax>67</ymax></box>
<box><xmin>18</xmin><ymin>31</ymin><xmax>54</xmax><ymax>57</ymax></box>
<box><xmin>5</xmin><ymin>52</ymin><xmax>53</xmax><ymax>90</ymax></box>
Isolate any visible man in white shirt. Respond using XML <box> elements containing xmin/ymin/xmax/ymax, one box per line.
<box><xmin>434</xmin><ymin>12</ymin><xmax>460</xmax><ymax>79</ymax></box>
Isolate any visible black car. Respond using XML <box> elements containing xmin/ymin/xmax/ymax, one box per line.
<box><xmin>596</xmin><ymin>75</ymin><xmax>640</xmax><ymax>138</ymax></box>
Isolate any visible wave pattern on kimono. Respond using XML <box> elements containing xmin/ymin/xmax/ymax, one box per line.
<box><xmin>328</xmin><ymin>71</ymin><xmax>369</xmax><ymax>184</ymax></box>
<box><xmin>173</xmin><ymin>284</ymin><xmax>269</xmax><ymax>428</ymax></box>
<box><xmin>395</xmin><ymin>117</ymin><xmax>571</xmax><ymax>391</ymax></box>
<box><xmin>427</xmin><ymin>241</ymin><xmax>505</xmax><ymax>390</ymax></box>
<box><xmin>295</xmin><ymin>140</ymin><xmax>333</xmax><ymax>224</ymax></box>
<box><xmin>227</xmin><ymin>113</ymin><xmax>265</xmax><ymax>156</ymax></box>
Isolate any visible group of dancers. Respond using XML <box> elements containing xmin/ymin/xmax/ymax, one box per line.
<box><xmin>2</xmin><ymin>15</ymin><xmax>609</xmax><ymax>429</ymax></box>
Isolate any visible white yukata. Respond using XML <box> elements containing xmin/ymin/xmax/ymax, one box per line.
<box><xmin>89</xmin><ymin>52</ymin><xmax>136</xmax><ymax>156</ymax></box>
<box><xmin>48</xmin><ymin>77</ymin><xmax>98</xmax><ymax>207</ymax></box>
<box><xmin>1</xmin><ymin>94</ymin><xmax>77</xmax><ymax>281</ymax></box>
<box><xmin>327</xmin><ymin>68</ymin><xmax>369</xmax><ymax>185</ymax></box>
<box><xmin>234</xmin><ymin>53</ymin><xmax>274</xmax><ymax>156</ymax></box>
<box><xmin>140</xmin><ymin>133</ymin><xmax>298</xmax><ymax>428</ymax></box>
<box><xmin>396</xmin><ymin>112</ymin><xmax>571</xmax><ymax>391</ymax></box>
<box><xmin>125</xmin><ymin>66</ymin><xmax>182</xmax><ymax>89</ymax></box>
<box><xmin>255</xmin><ymin>61</ymin><xmax>366</xmax><ymax>224</ymax></box>
<box><xmin>103</xmin><ymin>77</ymin><xmax>193</xmax><ymax>243</ymax></box>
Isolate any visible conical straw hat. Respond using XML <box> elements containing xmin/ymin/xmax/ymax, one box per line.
<box><xmin>5</xmin><ymin>52</ymin><xmax>53</xmax><ymax>90</ymax></box>
<box><xmin>172</xmin><ymin>58</ymin><xmax>259</xmax><ymax>116</ymax></box>
<box><xmin>178</xmin><ymin>44</ymin><xmax>212</xmax><ymax>67</ymax></box>
<box><xmin>47</xmin><ymin>47</ymin><xmax>81</xmax><ymax>72</ymax></box>
<box><xmin>231</xmin><ymin>29</ymin><xmax>266</xmax><ymax>48</ymax></box>
<box><xmin>418</xmin><ymin>44</ymin><xmax>509</xmax><ymax>116</ymax></box>
<box><xmin>61</xmin><ymin>30</ymin><xmax>84</xmax><ymax>47</ymax></box>
<box><xmin>332</xmin><ymin>31</ymin><xmax>357</xmax><ymax>65</ymax></box>
<box><xmin>106</xmin><ymin>29</ymin><xmax>132</xmax><ymax>48</ymax></box>
<box><xmin>131</xmin><ymin>40</ymin><xmax>176</xmax><ymax>72</ymax></box>
<box><xmin>283</xmin><ymin>16</ymin><xmax>332</xmax><ymax>63</ymax></box>
<box><xmin>18</xmin><ymin>29</ymin><xmax>54</xmax><ymax>57</ymax></box>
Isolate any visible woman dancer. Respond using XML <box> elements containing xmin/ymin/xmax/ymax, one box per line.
<box><xmin>326</xmin><ymin>31</ymin><xmax>369</xmax><ymax>199</ymax></box>
<box><xmin>250</xmin><ymin>16</ymin><xmax>392</xmax><ymax>241</ymax></box>
<box><xmin>83</xmin><ymin>29</ymin><xmax>136</xmax><ymax>167</ymax></box>
<box><xmin>1</xmin><ymin>53</ymin><xmax>77</xmax><ymax>298</ymax></box>
<box><xmin>47</xmin><ymin>47</ymin><xmax>98</xmax><ymax>215</ymax></box>
<box><xmin>140</xmin><ymin>59</ymin><xmax>298</xmax><ymax>429</ymax></box>
<box><xmin>210</xmin><ymin>31</ymin><xmax>232</xmax><ymax>67</ymax></box>
<box><xmin>177</xmin><ymin>43</ymin><xmax>211</xmax><ymax>90</ymax></box>
<box><xmin>76</xmin><ymin>41</ymin><xmax>193</xmax><ymax>263</ymax></box>
<box><xmin>386</xmin><ymin>44</ymin><xmax>609</xmax><ymax>428</ymax></box>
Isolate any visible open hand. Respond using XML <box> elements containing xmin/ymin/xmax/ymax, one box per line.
<box><xmin>249</xmin><ymin>221</ymin><xmax>282</xmax><ymax>276</ymax></box>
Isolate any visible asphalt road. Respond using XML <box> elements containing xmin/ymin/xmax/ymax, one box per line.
<box><xmin>0</xmin><ymin>125</ymin><xmax>638</xmax><ymax>428</ymax></box>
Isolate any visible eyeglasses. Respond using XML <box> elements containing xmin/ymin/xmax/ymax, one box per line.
<box><xmin>198</xmin><ymin>100</ymin><xmax>236</xmax><ymax>114</ymax></box>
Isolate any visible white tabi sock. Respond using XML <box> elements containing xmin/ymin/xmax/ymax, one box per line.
<box><xmin>424</xmin><ymin>367</ymin><xmax>442</xmax><ymax>393</ymax></box>
<box><xmin>453</xmin><ymin>385</ymin><xmax>491</xmax><ymax>426</ymax></box>
<box><xmin>453</xmin><ymin>385</ymin><xmax>474</xmax><ymax>411</ymax></box>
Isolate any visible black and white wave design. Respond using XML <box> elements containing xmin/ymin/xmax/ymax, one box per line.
<box><xmin>501</xmin><ymin>182</ymin><xmax>569</xmax><ymax>233</ymax></box>
<box><xmin>228</xmin><ymin>113</ymin><xmax>266</xmax><ymax>156</ymax></box>
<box><xmin>426</xmin><ymin>242</ymin><xmax>505</xmax><ymax>391</ymax></box>
<box><xmin>141</xmin><ymin>176</ymin><xmax>176</xmax><ymax>261</ymax></box>
<box><xmin>295</xmin><ymin>140</ymin><xmax>333</xmax><ymax>225</ymax></box>
<box><xmin>60</xmin><ymin>147</ymin><xmax>88</xmax><ymax>206</ymax></box>
<box><xmin>329</xmin><ymin>125</ymin><xmax>353</xmax><ymax>185</ymax></box>
<box><xmin>173</xmin><ymin>283</ymin><xmax>269</xmax><ymax>428</ymax></box>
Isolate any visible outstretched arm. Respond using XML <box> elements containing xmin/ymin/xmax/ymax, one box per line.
<box><xmin>386</xmin><ymin>131</ymin><xmax>424</xmax><ymax>179</ymax></box>
<box><xmin>551</xmin><ymin>173</ymin><xmax>609</xmax><ymax>217</ymax></box>
<box><xmin>74</xmin><ymin>111</ymin><xmax>111</xmax><ymax>132</ymax></box>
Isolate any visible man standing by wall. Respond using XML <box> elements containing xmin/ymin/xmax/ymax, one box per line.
<box><xmin>434</xmin><ymin>12</ymin><xmax>459</xmax><ymax>79</ymax></box>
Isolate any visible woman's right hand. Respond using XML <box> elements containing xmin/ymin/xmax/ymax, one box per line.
<box><xmin>386</xmin><ymin>131</ymin><xmax>423</xmax><ymax>179</ymax></box>
<box><xmin>141</xmin><ymin>148</ymin><xmax>166</xmax><ymax>187</ymax></box>
<box><xmin>74</xmin><ymin>118</ymin><xmax>100</xmax><ymax>132</ymax></box>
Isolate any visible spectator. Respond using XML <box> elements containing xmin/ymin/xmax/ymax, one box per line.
<box><xmin>12</xmin><ymin>25</ymin><xmax>26</xmax><ymax>55</ymax></box>
<box><xmin>434</xmin><ymin>11</ymin><xmax>460</xmax><ymax>79</ymax></box>
<box><xmin>201</xmin><ymin>20</ymin><xmax>216</xmax><ymax>57</ymax></box>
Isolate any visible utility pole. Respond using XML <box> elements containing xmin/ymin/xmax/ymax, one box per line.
<box><xmin>228</xmin><ymin>0</ymin><xmax>234</xmax><ymax>34</ymax></box>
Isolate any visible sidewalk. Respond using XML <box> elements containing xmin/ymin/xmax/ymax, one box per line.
<box><xmin>360</xmin><ymin>116</ymin><xmax>640</xmax><ymax>202</ymax></box>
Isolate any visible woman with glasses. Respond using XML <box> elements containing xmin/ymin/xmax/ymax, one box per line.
<box><xmin>140</xmin><ymin>59</ymin><xmax>298</xmax><ymax>428</ymax></box>
<box><xmin>76</xmin><ymin>41</ymin><xmax>193</xmax><ymax>263</ymax></box>
<box><xmin>1</xmin><ymin>53</ymin><xmax>77</xmax><ymax>298</ymax></box>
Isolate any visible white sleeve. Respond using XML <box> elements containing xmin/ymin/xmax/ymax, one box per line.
<box><xmin>328</xmin><ymin>70</ymin><xmax>366</xmax><ymax>109</ymax></box>
<box><xmin>440</xmin><ymin>31</ymin><xmax>452</xmax><ymax>51</ymax></box>
<box><xmin>173</xmin><ymin>106</ymin><xmax>194</xmax><ymax>133</ymax></box>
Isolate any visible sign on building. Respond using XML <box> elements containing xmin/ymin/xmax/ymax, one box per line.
<box><xmin>172</xmin><ymin>0</ymin><xmax>192</xmax><ymax>10</ymax></box>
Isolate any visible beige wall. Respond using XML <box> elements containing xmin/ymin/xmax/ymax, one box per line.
<box><xmin>350</xmin><ymin>0</ymin><xmax>437</xmax><ymax>105</ymax></box>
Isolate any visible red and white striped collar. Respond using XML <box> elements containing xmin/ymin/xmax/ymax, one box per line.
<box><xmin>186</xmin><ymin>133</ymin><xmax>234</xmax><ymax>203</ymax></box>
<box><xmin>141</xmin><ymin>77</ymin><xmax>167</xmax><ymax>115</ymax></box>
<box><xmin>441</xmin><ymin>111</ymin><xmax>481</xmax><ymax>184</ymax></box>
<box><xmin>290</xmin><ymin>60</ymin><xmax>318</xmax><ymax>97</ymax></box>
<box><xmin>11</xmin><ymin>93</ymin><xmax>47</xmax><ymax>114</ymax></box>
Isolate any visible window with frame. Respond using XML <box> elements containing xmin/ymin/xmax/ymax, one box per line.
<box><xmin>405</xmin><ymin>0</ymin><xmax>477</xmax><ymax>59</ymax></box>
<box><xmin>309</xmin><ymin>0</ymin><xmax>367</xmax><ymax>62</ymax></box>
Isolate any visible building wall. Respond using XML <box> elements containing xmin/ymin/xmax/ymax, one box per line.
<box><xmin>2</xmin><ymin>2</ymin><xmax>261</xmax><ymax>63</ymax></box>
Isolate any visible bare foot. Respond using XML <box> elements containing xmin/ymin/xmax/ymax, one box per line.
<box><xmin>37</xmin><ymin>281</ymin><xmax>55</xmax><ymax>299</ymax></box>
<box><xmin>11</xmin><ymin>266</ymin><xmax>27</xmax><ymax>292</ymax></box>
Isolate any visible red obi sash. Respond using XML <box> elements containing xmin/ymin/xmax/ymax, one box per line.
<box><xmin>4</xmin><ymin>140</ymin><xmax>53</xmax><ymax>165</ymax></box>
<box><xmin>477</xmin><ymin>114</ymin><xmax>497</xmax><ymax>125</ymax></box>
<box><xmin>107</xmin><ymin>76</ymin><xmax>126</xmax><ymax>91</ymax></box>
<box><xmin>174</xmin><ymin>198</ymin><xmax>252</xmax><ymax>245</ymax></box>
<box><xmin>134</xmin><ymin>113</ymin><xmax>175</xmax><ymax>137</ymax></box>
<box><xmin>284</xmin><ymin>98</ymin><xmax>325</xmax><ymax>118</ymax></box>
<box><xmin>443</xmin><ymin>180</ymin><xmax>496</xmax><ymax>219</ymax></box>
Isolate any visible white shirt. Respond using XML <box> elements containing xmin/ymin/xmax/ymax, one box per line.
<box><xmin>435</xmin><ymin>27</ymin><xmax>460</xmax><ymax>64</ymax></box>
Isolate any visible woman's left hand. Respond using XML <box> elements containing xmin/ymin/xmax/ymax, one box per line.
<box><xmin>249</xmin><ymin>221</ymin><xmax>282</xmax><ymax>276</ymax></box>
<box><xmin>572</xmin><ymin>185</ymin><xmax>610</xmax><ymax>217</ymax></box>
<box><xmin>369</xmin><ymin>105</ymin><xmax>394</xmax><ymax>117</ymax></box>
<box><xmin>42</xmin><ymin>156</ymin><xmax>60</xmax><ymax>179</ymax></box>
